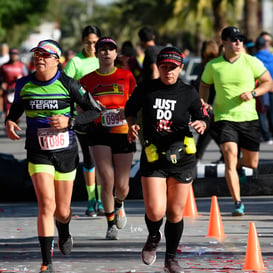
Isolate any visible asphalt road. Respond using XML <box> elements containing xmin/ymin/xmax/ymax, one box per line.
<box><xmin>1</xmin><ymin>115</ymin><xmax>273</xmax><ymax>272</ymax></box>
<box><xmin>0</xmin><ymin>198</ymin><xmax>273</xmax><ymax>273</ymax></box>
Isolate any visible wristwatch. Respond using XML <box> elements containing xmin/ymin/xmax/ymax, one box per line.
<box><xmin>251</xmin><ymin>90</ymin><xmax>257</xmax><ymax>98</ymax></box>
<box><xmin>68</xmin><ymin>117</ymin><xmax>76</xmax><ymax>129</ymax></box>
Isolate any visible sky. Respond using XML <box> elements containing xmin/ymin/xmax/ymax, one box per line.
<box><xmin>96</xmin><ymin>0</ymin><xmax>116</xmax><ymax>4</ymax></box>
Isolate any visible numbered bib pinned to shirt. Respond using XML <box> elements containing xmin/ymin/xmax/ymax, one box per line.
<box><xmin>38</xmin><ymin>128</ymin><xmax>69</xmax><ymax>151</ymax></box>
<box><xmin>101</xmin><ymin>109</ymin><xmax>127</xmax><ymax>127</ymax></box>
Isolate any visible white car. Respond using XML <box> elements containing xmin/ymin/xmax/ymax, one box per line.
<box><xmin>180</xmin><ymin>57</ymin><xmax>201</xmax><ymax>84</ymax></box>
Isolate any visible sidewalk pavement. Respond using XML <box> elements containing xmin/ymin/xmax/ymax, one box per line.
<box><xmin>1</xmin><ymin>198</ymin><xmax>273</xmax><ymax>273</ymax></box>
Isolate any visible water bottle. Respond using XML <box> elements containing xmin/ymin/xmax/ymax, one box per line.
<box><xmin>144</xmin><ymin>141</ymin><xmax>159</xmax><ymax>162</ymax></box>
<box><xmin>184</xmin><ymin>136</ymin><xmax>196</xmax><ymax>154</ymax></box>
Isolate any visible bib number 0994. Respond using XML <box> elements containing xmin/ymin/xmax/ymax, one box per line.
<box><xmin>101</xmin><ymin>109</ymin><xmax>127</xmax><ymax>127</ymax></box>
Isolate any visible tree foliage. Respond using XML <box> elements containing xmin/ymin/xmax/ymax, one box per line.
<box><xmin>0</xmin><ymin>0</ymin><xmax>49</xmax><ymax>45</ymax></box>
<box><xmin>0</xmin><ymin>0</ymin><xmax>260</xmax><ymax>55</ymax></box>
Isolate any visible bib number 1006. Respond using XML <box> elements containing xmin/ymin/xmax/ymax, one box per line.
<box><xmin>38</xmin><ymin>128</ymin><xmax>69</xmax><ymax>150</ymax></box>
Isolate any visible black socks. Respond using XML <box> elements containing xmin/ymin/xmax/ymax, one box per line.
<box><xmin>164</xmin><ymin>219</ymin><xmax>184</xmax><ymax>259</ymax></box>
<box><xmin>145</xmin><ymin>213</ymin><xmax>163</xmax><ymax>238</ymax></box>
<box><xmin>39</xmin><ymin>236</ymin><xmax>54</xmax><ymax>266</ymax></box>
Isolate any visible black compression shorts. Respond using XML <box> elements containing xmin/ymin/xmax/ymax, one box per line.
<box><xmin>27</xmin><ymin>147</ymin><xmax>79</xmax><ymax>173</ymax></box>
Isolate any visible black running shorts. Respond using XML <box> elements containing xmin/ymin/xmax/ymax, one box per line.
<box><xmin>88</xmin><ymin>124</ymin><xmax>136</xmax><ymax>154</ymax></box>
<box><xmin>213</xmin><ymin>120</ymin><xmax>260</xmax><ymax>151</ymax></box>
<box><xmin>140</xmin><ymin>150</ymin><xmax>197</xmax><ymax>184</ymax></box>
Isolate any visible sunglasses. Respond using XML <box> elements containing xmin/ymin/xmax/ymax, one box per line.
<box><xmin>230</xmin><ymin>36</ymin><xmax>244</xmax><ymax>43</ymax></box>
<box><xmin>34</xmin><ymin>51</ymin><xmax>56</xmax><ymax>59</ymax></box>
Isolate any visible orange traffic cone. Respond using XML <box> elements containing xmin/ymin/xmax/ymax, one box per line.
<box><xmin>183</xmin><ymin>184</ymin><xmax>200</xmax><ymax>217</ymax></box>
<box><xmin>206</xmin><ymin>196</ymin><xmax>226</xmax><ymax>240</ymax></box>
<box><xmin>243</xmin><ymin>222</ymin><xmax>266</xmax><ymax>271</ymax></box>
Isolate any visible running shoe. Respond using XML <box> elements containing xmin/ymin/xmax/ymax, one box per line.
<box><xmin>96</xmin><ymin>200</ymin><xmax>105</xmax><ymax>216</ymax></box>
<box><xmin>58</xmin><ymin>234</ymin><xmax>73</xmax><ymax>255</ymax></box>
<box><xmin>115</xmin><ymin>203</ymin><xmax>127</xmax><ymax>229</ymax></box>
<box><xmin>85</xmin><ymin>199</ymin><xmax>97</xmax><ymax>217</ymax></box>
<box><xmin>164</xmin><ymin>257</ymin><xmax>184</xmax><ymax>273</ymax></box>
<box><xmin>141</xmin><ymin>231</ymin><xmax>162</xmax><ymax>265</ymax></box>
<box><xmin>106</xmin><ymin>224</ymin><xmax>118</xmax><ymax>240</ymax></box>
<box><xmin>232</xmin><ymin>202</ymin><xmax>245</xmax><ymax>216</ymax></box>
<box><xmin>40</xmin><ymin>264</ymin><xmax>55</xmax><ymax>273</ymax></box>
<box><xmin>56</xmin><ymin>220</ymin><xmax>73</xmax><ymax>255</ymax></box>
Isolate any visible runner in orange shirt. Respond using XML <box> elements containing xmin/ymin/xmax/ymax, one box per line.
<box><xmin>80</xmin><ymin>37</ymin><xmax>136</xmax><ymax>240</ymax></box>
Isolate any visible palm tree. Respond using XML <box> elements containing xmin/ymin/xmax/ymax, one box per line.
<box><xmin>244</xmin><ymin>0</ymin><xmax>259</xmax><ymax>40</ymax></box>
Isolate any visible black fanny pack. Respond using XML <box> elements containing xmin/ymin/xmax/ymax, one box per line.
<box><xmin>162</xmin><ymin>141</ymin><xmax>185</xmax><ymax>164</ymax></box>
<box><xmin>145</xmin><ymin>136</ymin><xmax>196</xmax><ymax>164</ymax></box>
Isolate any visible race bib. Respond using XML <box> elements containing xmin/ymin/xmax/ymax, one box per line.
<box><xmin>38</xmin><ymin>128</ymin><xmax>69</xmax><ymax>151</ymax></box>
<box><xmin>101</xmin><ymin>109</ymin><xmax>127</xmax><ymax>127</ymax></box>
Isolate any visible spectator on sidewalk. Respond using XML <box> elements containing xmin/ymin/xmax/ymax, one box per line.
<box><xmin>254</xmin><ymin>36</ymin><xmax>273</xmax><ymax>143</ymax></box>
<box><xmin>117</xmin><ymin>40</ymin><xmax>143</xmax><ymax>84</ymax></box>
<box><xmin>0</xmin><ymin>43</ymin><xmax>9</xmax><ymax>66</ymax></box>
<box><xmin>0</xmin><ymin>48</ymin><xmax>28</xmax><ymax>118</ymax></box>
<box><xmin>138</xmin><ymin>26</ymin><xmax>163</xmax><ymax>81</ymax></box>
<box><xmin>0</xmin><ymin>43</ymin><xmax>10</xmax><ymax>117</ymax></box>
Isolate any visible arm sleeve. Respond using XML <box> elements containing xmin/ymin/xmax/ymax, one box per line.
<box><xmin>129</xmin><ymin>71</ymin><xmax>137</xmax><ymax>96</ymax></box>
<box><xmin>5</xmin><ymin>103</ymin><xmax>24</xmax><ymax>124</ymax></box>
<box><xmin>69</xmin><ymin>79</ymin><xmax>101</xmax><ymax>125</ymax></box>
<box><xmin>125</xmin><ymin>85</ymin><xmax>144</xmax><ymax>118</ymax></box>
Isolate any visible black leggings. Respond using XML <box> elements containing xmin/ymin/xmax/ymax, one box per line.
<box><xmin>76</xmin><ymin>132</ymin><xmax>95</xmax><ymax>170</ymax></box>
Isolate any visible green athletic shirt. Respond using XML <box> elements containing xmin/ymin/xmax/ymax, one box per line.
<box><xmin>201</xmin><ymin>53</ymin><xmax>267</xmax><ymax>122</ymax></box>
<box><xmin>7</xmin><ymin>71</ymin><xmax>101</xmax><ymax>152</ymax></box>
<box><xmin>64</xmin><ymin>51</ymin><xmax>99</xmax><ymax>80</ymax></box>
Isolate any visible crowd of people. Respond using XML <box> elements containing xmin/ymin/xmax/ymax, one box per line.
<box><xmin>2</xmin><ymin>25</ymin><xmax>273</xmax><ymax>273</ymax></box>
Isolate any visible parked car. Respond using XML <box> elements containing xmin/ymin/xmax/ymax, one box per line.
<box><xmin>180</xmin><ymin>57</ymin><xmax>201</xmax><ymax>85</ymax></box>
